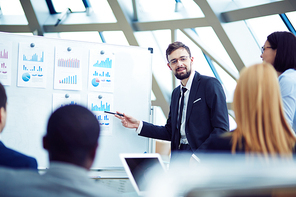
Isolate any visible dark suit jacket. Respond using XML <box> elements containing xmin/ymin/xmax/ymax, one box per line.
<box><xmin>140</xmin><ymin>71</ymin><xmax>229</xmax><ymax>155</ymax></box>
<box><xmin>0</xmin><ymin>141</ymin><xmax>38</xmax><ymax>170</ymax></box>
<box><xmin>199</xmin><ymin>133</ymin><xmax>245</xmax><ymax>153</ymax></box>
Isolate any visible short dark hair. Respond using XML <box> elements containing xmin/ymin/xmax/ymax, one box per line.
<box><xmin>166</xmin><ymin>41</ymin><xmax>191</xmax><ymax>62</ymax></box>
<box><xmin>267</xmin><ymin>31</ymin><xmax>296</xmax><ymax>72</ymax></box>
<box><xmin>0</xmin><ymin>83</ymin><xmax>7</xmax><ymax>110</ymax></box>
<box><xmin>45</xmin><ymin>105</ymin><xmax>100</xmax><ymax>166</ymax></box>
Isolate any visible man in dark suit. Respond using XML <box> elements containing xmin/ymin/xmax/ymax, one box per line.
<box><xmin>116</xmin><ymin>41</ymin><xmax>229</xmax><ymax>161</ymax></box>
<box><xmin>0</xmin><ymin>82</ymin><xmax>37</xmax><ymax>170</ymax></box>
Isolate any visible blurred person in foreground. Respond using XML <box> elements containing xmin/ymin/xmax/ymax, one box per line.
<box><xmin>0</xmin><ymin>105</ymin><xmax>119</xmax><ymax>197</ymax></box>
<box><xmin>203</xmin><ymin>62</ymin><xmax>296</xmax><ymax>156</ymax></box>
<box><xmin>0</xmin><ymin>82</ymin><xmax>37</xmax><ymax>170</ymax></box>
<box><xmin>261</xmin><ymin>31</ymin><xmax>296</xmax><ymax>132</ymax></box>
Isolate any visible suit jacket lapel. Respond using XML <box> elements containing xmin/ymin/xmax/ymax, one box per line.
<box><xmin>186</xmin><ymin>72</ymin><xmax>200</xmax><ymax>123</ymax></box>
<box><xmin>172</xmin><ymin>86</ymin><xmax>181</xmax><ymax>128</ymax></box>
<box><xmin>171</xmin><ymin>86</ymin><xmax>181</xmax><ymax>149</ymax></box>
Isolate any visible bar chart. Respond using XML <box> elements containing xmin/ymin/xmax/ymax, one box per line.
<box><xmin>93</xmin><ymin>58</ymin><xmax>112</xmax><ymax>68</ymax></box>
<box><xmin>95</xmin><ymin>115</ymin><xmax>110</xmax><ymax>121</ymax></box>
<box><xmin>91</xmin><ymin>101</ymin><xmax>111</xmax><ymax>111</ymax></box>
<box><xmin>23</xmin><ymin>51</ymin><xmax>44</xmax><ymax>62</ymax></box>
<box><xmin>58</xmin><ymin>58</ymin><xmax>80</xmax><ymax>68</ymax></box>
<box><xmin>60</xmin><ymin>101</ymin><xmax>77</xmax><ymax>107</ymax></box>
<box><xmin>23</xmin><ymin>65</ymin><xmax>43</xmax><ymax>72</ymax></box>
<box><xmin>59</xmin><ymin>75</ymin><xmax>78</xmax><ymax>84</ymax></box>
<box><xmin>0</xmin><ymin>49</ymin><xmax>8</xmax><ymax>59</ymax></box>
<box><xmin>1</xmin><ymin>63</ymin><xmax>6</xmax><ymax>68</ymax></box>
<box><xmin>98</xmin><ymin>71</ymin><xmax>111</xmax><ymax>77</ymax></box>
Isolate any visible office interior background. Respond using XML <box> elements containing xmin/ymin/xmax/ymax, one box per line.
<box><xmin>0</xmin><ymin>0</ymin><xmax>296</xmax><ymax>156</ymax></box>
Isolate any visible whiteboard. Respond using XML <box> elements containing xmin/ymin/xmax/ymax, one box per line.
<box><xmin>0</xmin><ymin>32</ymin><xmax>152</xmax><ymax>169</ymax></box>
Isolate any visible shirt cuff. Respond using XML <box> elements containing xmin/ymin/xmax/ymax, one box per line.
<box><xmin>136</xmin><ymin>121</ymin><xmax>143</xmax><ymax>134</ymax></box>
<box><xmin>191</xmin><ymin>154</ymin><xmax>201</xmax><ymax>162</ymax></box>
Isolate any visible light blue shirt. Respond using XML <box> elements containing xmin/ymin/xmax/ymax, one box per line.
<box><xmin>278</xmin><ymin>69</ymin><xmax>296</xmax><ymax>132</ymax></box>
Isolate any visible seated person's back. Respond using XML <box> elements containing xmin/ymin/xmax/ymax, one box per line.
<box><xmin>0</xmin><ymin>104</ymin><xmax>120</xmax><ymax>197</ymax></box>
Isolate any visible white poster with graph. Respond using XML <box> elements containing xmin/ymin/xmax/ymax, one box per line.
<box><xmin>54</xmin><ymin>46</ymin><xmax>83</xmax><ymax>90</ymax></box>
<box><xmin>52</xmin><ymin>93</ymin><xmax>81</xmax><ymax>111</ymax></box>
<box><xmin>0</xmin><ymin>41</ymin><xmax>12</xmax><ymax>85</ymax></box>
<box><xmin>88</xmin><ymin>49</ymin><xmax>114</xmax><ymax>92</ymax></box>
<box><xmin>88</xmin><ymin>93</ymin><xmax>113</xmax><ymax>135</ymax></box>
<box><xmin>17</xmin><ymin>42</ymin><xmax>48</xmax><ymax>88</ymax></box>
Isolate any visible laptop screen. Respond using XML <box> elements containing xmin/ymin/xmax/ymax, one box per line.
<box><xmin>120</xmin><ymin>153</ymin><xmax>166</xmax><ymax>196</ymax></box>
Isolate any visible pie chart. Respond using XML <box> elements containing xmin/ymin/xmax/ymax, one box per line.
<box><xmin>22</xmin><ymin>73</ymin><xmax>30</xmax><ymax>82</ymax></box>
<box><xmin>92</xmin><ymin>78</ymin><xmax>99</xmax><ymax>87</ymax></box>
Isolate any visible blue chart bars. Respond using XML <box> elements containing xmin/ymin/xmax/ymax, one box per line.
<box><xmin>23</xmin><ymin>52</ymin><xmax>44</xmax><ymax>62</ymax></box>
<box><xmin>91</xmin><ymin>101</ymin><xmax>111</xmax><ymax>111</ymax></box>
<box><xmin>98</xmin><ymin>71</ymin><xmax>110</xmax><ymax>77</ymax></box>
<box><xmin>93</xmin><ymin>58</ymin><xmax>112</xmax><ymax>68</ymax></box>
<box><xmin>94</xmin><ymin>114</ymin><xmax>110</xmax><ymax>125</ymax></box>
<box><xmin>96</xmin><ymin>115</ymin><xmax>109</xmax><ymax>121</ymax></box>
<box><xmin>23</xmin><ymin>65</ymin><xmax>42</xmax><ymax>71</ymax></box>
<box><xmin>59</xmin><ymin>75</ymin><xmax>77</xmax><ymax>84</ymax></box>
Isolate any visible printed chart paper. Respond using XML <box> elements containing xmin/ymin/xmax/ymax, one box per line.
<box><xmin>17</xmin><ymin>42</ymin><xmax>48</xmax><ymax>88</ymax></box>
<box><xmin>88</xmin><ymin>93</ymin><xmax>114</xmax><ymax>135</ymax></box>
<box><xmin>0</xmin><ymin>41</ymin><xmax>12</xmax><ymax>85</ymax></box>
<box><xmin>54</xmin><ymin>47</ymin><xmax>83</xmax><ymax>90</ymax></box>
<box><xmin>52</xmin><ymin>93</ymin><xmax>81</xmax><ymax>111</ymax></box>
<box><xmin>88</xmin><ymin>49</ymin><xmax>114</xmax><ymax>92</ymax></box>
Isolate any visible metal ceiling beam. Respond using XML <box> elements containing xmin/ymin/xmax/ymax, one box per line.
<box><xmin>132</xmin><ymin>0</ymin><xmax>138</xmax><ymax>21</ymax></box>
<box><xmin>43</xmin><ymin>23</ymin><xmax>120</xmax><ymax>32</ymax></box>
<box><xmin>151</xmin><ymin>75</ymin><xmax>170</xmax><ymax>118</ymax></box>
<box><xmin>108</xmin><ymin>0</ymin><xmax>170</xmax><ymax>117</ymax></box>
<box><xmin>181</xmin><ymin>28</ymin><xmax>239</xmax><ymax>80</ymax></box>
<box><xmin>19</xmin><ymin>0</ymin><xmax>44</xmax><ymax>35</ymax></box>
<box><xmin>0</xmin><ymin>25</ymin><xmax>31</xmax><ymax>32</ymax></box>
<box><xmin>221</xmin><ymin>0</ymin><xmax>296</xmax><ymax>23</ymax></box>
<box><xmin>107</xmin><ymin>0</ymin><xmax>138</xmax><ymax>46</ymax></box>
<box><xmin>195</xmin><ymin>0</ymin><xmax>245</xmax><ymax>72</ymax></box>
<box><xmin>133</xmin><ymin>18</ymin><xmax>209</xmax><ymax>31</ymax></box>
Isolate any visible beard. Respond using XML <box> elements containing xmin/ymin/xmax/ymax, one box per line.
<box><xmin>174</xmin><ymin>69</ymin><xmax>191</xmax><ymax>80</ymax></box>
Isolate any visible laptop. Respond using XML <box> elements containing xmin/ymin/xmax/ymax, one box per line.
<box><xmin>120</xmin><ymin>153</ymin><xmax>167</xmax><ymax>196</ymax></box>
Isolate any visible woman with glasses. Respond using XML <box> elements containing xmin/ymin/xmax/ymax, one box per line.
<box><xmin>261</xmin><ymin>31</ymin><xmax>296</xmax><ymax>133</ymax></box>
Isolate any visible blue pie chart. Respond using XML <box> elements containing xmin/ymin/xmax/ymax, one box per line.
<box><xmin>22</xmin><ymin>73</ymin><xmax>30</xmax><ymax>82</ymax></box>
<box><xmin>92</xmin><ymin>78</ymin><xmax>99</xmax><ymax>87</ymax></box>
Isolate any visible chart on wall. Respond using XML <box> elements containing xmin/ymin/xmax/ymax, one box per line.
<box><xmin>52</xmin><ymin>93</ymin><xmax>81</xmax><ymax>111</ymax></box>
<box><xmin>0</xmin><ymin>41</ymin><xmax>12</xmax><ymax>86</ymax></box>
<box><xmin>54</xmin><ymin>46</ymin><xmax>83</xmax><ymax>90</ymax></box>
<box><xmin>17</xmin><ymin>42</ymin><xmax>48</xmax><ymax>88</ymax></box>
<box><xmin>88</xmin><ymin>49</ymin><xmax>115</xmax><ymax>93</ymax></box>
<box><xmin>88</xmin><ymin>93</ymin><xmax>114</xmax><ymax>135</ymax></box>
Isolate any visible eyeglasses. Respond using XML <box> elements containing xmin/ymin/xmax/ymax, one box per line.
<box><xmin>261</xmin><ymin>46</ymin><xmax>272</xmax><ymax>54</ymax></box>
<box><xmin>168</xmin><ymin>56</ymin><xmax>189</xmax><ymax>65</ymax></box>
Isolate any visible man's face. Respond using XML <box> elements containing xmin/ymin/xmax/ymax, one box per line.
<box><xmin>167</xmin><ymin>48</ymin><xmax>193</xmax><ymax>80</ymax></box>
<box><xmin>0</xmin><ymin>104</ymin><xmax>7</xmax><ymax>133</ymax></box>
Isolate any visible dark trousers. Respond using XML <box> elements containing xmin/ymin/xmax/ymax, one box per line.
<box><xmin>179</xmin><ymin>143</ymin><xmax>192</xmax><ymax>151</ymax></box>
<box><xmin>170</xmin><ymin>144</ymin><xmax>193</xmax><ymax>165</ymax></box>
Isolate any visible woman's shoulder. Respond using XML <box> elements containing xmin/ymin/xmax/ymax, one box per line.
<box><xmin>279</xmin><ymin>69</ymin><xmax>296</xmax><ymax>83</ymax></box>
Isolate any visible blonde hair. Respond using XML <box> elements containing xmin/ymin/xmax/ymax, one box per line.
<box><xmin>231</xmin><ymin>62</ymin><xmax>296</xmax><ymax>156</ymax></box>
